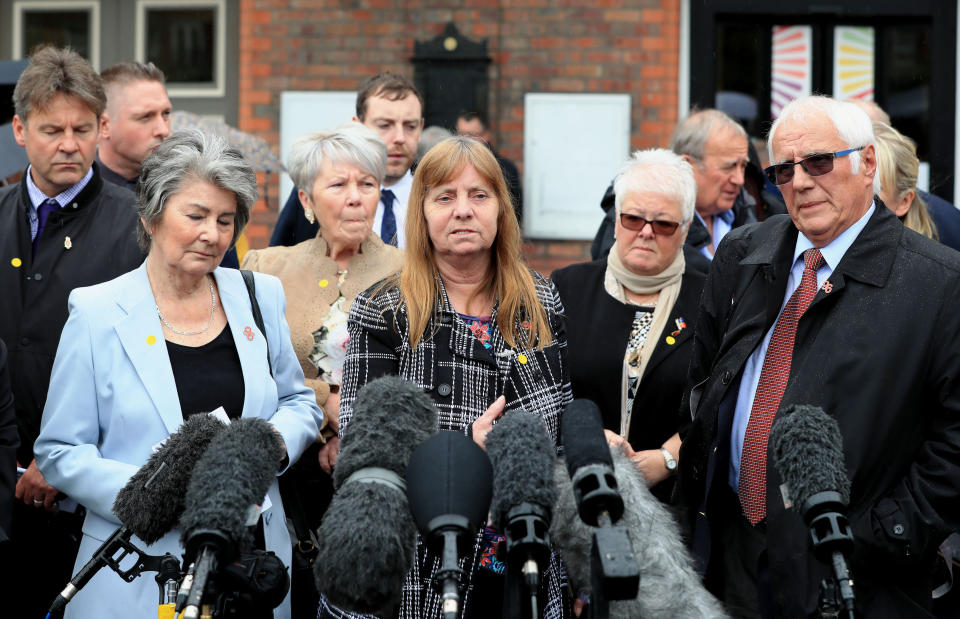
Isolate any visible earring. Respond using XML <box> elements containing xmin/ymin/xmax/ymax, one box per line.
<box><xmin>304</xmin><ymin>209</ymin><xmax>315</xmax><ymax>224</ymax></box>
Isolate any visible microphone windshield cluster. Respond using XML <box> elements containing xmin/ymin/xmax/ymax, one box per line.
<box><xmin>179</xmin><ymin>417</ymin><xmax>285</xmax><ymax>561</ymax></box>
<box><xmin>486</xmin><ymin>410</ymin><xmax>557</xmax><ymax>532</ymax></box>
<box><xmin>770</xmin><ymin>404</ymin><xmax>851</xmax><ymax>512</ymax></box>
<box><xmin>113</xmin><ymin>413</ymin><xmax>226</xmax><ymax>544</ymax></box>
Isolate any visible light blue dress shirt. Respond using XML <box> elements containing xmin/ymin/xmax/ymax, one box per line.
<box><xmin>24</xmin><ymin>164</ymin><xmax>93</xmax><ymax>240</ymax></box>
<box><xmin>697</xmin><ymin>208</ymin><xmax>736</xmax><ymax>261</ymax></box>
<box><xmin>728</xmin><ymin>203</ymin><xmax>876</xmax><ymax>490</ymax></box>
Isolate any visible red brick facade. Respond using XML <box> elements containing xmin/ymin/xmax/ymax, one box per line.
<box><xmin>238</xmin><ymin>0</ymin><xmax>681</xmax><ymax>274</ymax></box>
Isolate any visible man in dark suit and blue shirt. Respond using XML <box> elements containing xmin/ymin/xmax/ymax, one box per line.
<box><xmin>678</xmin><ymin>95</ymin><xmax>960</xmax><ymax>618</ymax></box>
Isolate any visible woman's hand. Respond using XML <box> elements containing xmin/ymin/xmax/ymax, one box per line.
<box><xmin>15</xmin><ymin>459</ymin><xmax>58</xmax><ymax>511</ymax></box>
<box><xmin>472</xmin><ymin>395</ymin><xmax>506</xmax><ymax>449</ymax></box>
<box><xmin>603</xmin><ymin>429</ymin><xmax>636</xmax><ymax>457</ymax></box>
<box><xmin>323</xmin><ymin>391</ymin><xmax>340</xmax><ymax>435</ymax></box>
<box><xmin>630</xmin><ymin>449</ymin><xmax>671</xmax><ymax>487</ymax></box>
<box><xmin>317</xmin><ymin>436</ymin><xmax>340</xmax><ymax>474</ymax></box>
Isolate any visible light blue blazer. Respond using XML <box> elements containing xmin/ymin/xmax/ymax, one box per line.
<box><xmin>35</xmin><ymin>263</ymin><xmax>322</xmax><ymax>619</ymax></box>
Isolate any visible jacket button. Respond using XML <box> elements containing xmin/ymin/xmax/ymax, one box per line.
<box><xmin>721</xmin><ymin>370</ymin><xmax>732</xmax><ymax>384</ymax></box>
<box><xmin>34</xmin><ymin>273</ymin><xmax>43</xmax><ymax>281</ymax></box>
<box><xmin>893</xmin><ymin>523</ymin><xmax>905</xmax><ymax>535</ymax></box>
<box><xmin>437</xmin><ymin>383</ymin><xmax>452</xmax><ymax>397</ymax></box>
<box><xmin>20</xmin><ymin>337</ymin><xmax>29</xmax><ymax>346</ymax></box>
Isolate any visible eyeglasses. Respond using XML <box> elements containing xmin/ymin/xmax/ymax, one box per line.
<box><xmin>619</xmin><ymin>213</ymin><xmax>681</xmax><ymax>235</ymax></box>
<box><xmin>764</xmin><ymin>147</ymin><xmax>864</xmax><ymax>185</ymax></box>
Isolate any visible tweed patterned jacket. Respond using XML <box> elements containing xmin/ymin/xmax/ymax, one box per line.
<box><xmin>321</xmin><ymin>269</ymin><xmax>573</xmax><ymax>619</ymax></box>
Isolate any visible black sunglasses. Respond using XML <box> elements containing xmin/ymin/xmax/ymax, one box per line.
<box><xmin>764</xmin><ymin>146</ymin><xmax>864</xmax><ymax>186</ymax></box>
<box><xmin>619</xmin><ymin>213</ymin><xmax>681</xmax><ymax>235</ymax></box>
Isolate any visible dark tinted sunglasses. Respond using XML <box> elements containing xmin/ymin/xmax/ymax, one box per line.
<box><xmin>619</xmin><ymin>213</ymin><xmax>681</xmax><ymax>235</ymax></box>
<box><xmin>764</xmin><ymin>146</ymin><xmax>864</xmax><ymax>186</ymax></box>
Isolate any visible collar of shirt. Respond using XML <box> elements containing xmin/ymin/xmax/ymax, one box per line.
<box><xmin>25</xmin><ymin>164</ymin><xmax>94</xmax><ymax>210</ymax></box>
<box><xmin>791</xmin><ymin>201</ymin><xmax>876</xmax><ymax>275</ymax></box>
<box><xmin>384</xmin><ymin>169</ymin><xmax>413</xmax><ymax>205</ymax></box>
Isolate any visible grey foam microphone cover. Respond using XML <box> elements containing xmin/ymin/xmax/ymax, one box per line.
<box><xmin>486</xmin><ymin>410</ymin><xmax>557</xmax><ymax>531</ymax></box>
<box><xmin>550</xmin><ymin>446</ymin><xmax>728</xmax><ymax>618</ymax></box>
<box><xmin>113</xmin><ymin>413</ymin><xmax>226</xmax><ymax>544</ymax></box>
<box><xmin>770</xmin><ymin>404</ymin><xmax>851</xmax><ymax>511</ymax></box>
<box><xmin>178</xmin><ymin>417</ymin><xmax>285</xmax><ymax>557</ymax></box>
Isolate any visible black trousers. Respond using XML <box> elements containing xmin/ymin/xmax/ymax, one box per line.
<box><xmin>709</xmin><ymin>487</ymin><xmax>771</xmax><ymax>619</ymax></box>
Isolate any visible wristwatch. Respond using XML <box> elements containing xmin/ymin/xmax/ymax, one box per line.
<box><xmin>660</xmin><ymin>448</ymin><xmax>678</xmax><ymax>473</ymax></box>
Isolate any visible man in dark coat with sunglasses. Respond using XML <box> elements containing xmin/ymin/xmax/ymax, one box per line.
<box><xmin>677</xmin><ymin>95</ymin><xmax>960</xmax><ymax>618</ymax></box>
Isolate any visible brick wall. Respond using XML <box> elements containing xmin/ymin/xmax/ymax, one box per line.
<box><xmin>238</xmin><ymin>0</ymin><xmax>680</xmax><ymax>273</ymax></box>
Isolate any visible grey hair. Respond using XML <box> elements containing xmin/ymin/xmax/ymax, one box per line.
<box><xmin>613</xmin><ymin>148</ymin><xmax>697</xmax><ymax>224</ymax></box>
<box><xmin>13</xmin><ymin>46</ymin><xmax>105</xmax><ymax>122</ymax></box>
<box><xmin>768</xmin><ymin>95</ymin><xmax>880</xmax><ymax>195</ymax></box>
<box><xmin>136</xmin><ymin>130</ymin><xmax>257</xmax><ymax>251</ymax></box>
<box><xmin>669</xmin><ymin>108</ymin><xmax>747</xmax><ymax>160</ymax></box>
<box><xmin>417</xmin><ymin>125</ymin><xmax>453</xmax><ymax>160</ymax></box>
<box><xmin>287</xmin><ymin>122</ymin><xmax>387</xmax><ymax>192</ymax></box>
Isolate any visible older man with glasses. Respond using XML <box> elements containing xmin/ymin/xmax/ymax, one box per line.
<box><xmin>677</xmin><ymin>95</ymin><xmax>960</xmax><ymax>618</ymax></box>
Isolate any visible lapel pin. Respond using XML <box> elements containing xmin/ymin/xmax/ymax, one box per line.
<box><xmin>244</xmin><ymin>326</ymin><xmax>255</xmax><ymax>341</ymax></box>
<box><xmin>822</xmin><ymin>281</ymin><xmax>833</xmax><ymax>294</ymax></box>
<box><xmin>517</xmin><ymin>353</ymin><xmax>528</xmax><ymax>364</ymax></box>
<box><xmin>318</xmin><ymin>279</ymin><xmax>329</xmax><ymax>288</ymax></box>
<box><xmin>665</xmin><ymin>336</ymin><xmax>676</xmax><ymax>345</ymax></box>
<box><xmin>146</xmin><ymin>335</ymin><xmax>157</xmax><ymax>345</ymax></box>
<box><xmin>64</xmin><ymin>236</ymin><xmax>72</xmax><ymax>250</ymax></box>
<box><xmin>10</xmin><ymin>257</ymin><xmax>21</xmax><ymax>268</ymax></box>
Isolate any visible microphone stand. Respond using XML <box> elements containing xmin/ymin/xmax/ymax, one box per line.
<box><xmin>424</xmin><ymin>515</ymin><xmax>471</xmax><ymax>619</ymax></box>
<box><xmin>501</xmin><ymin>503</ymin><xmax>552</xmax><ymax>619</ymax></box>
<box><xmin>803</xmin><ymin>491</ymin><xmax>857</xmax><ymax>619</ymax></box>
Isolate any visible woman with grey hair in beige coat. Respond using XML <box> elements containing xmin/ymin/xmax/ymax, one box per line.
<box><xmin>242</xmin><ymin>122</ymin><xmax>403</xmax><ymax>469</ymax></box>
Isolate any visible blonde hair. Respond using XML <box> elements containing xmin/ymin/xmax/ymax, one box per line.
<box><xmin>388</xmin><ymin>136</ymin><xmax>551</xmax><ymax>350</ymax></box>
<box><xmin>873</xmin><ymin>121</ymin><xmax>938</xmax><ymax>241</ymax></box>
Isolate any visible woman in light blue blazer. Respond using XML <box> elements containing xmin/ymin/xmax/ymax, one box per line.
<box><xmin>34</xmin><ymin>131</ymin><xmax>322</xmax><ymax>619</ymax></box>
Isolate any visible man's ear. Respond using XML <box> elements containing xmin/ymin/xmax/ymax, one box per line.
<box><xmin>100</xmin><ymin>111</ymin><xmax>112</xmax><ymax>139</ymax></box>
<box><xmin>12</xmin><ymin>115</ymin><xmax>26</xmax><ymax>146</ymax></box>
<box><xmin>860</xmin><ymin>143</ymin><xmax>877</xmax><ymax>181</ymax></box>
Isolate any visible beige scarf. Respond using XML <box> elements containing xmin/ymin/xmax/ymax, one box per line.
<box><xmin>606</xmin><ymin>247</ymin><xmax>684</xmax><ymax>439</ymax></box>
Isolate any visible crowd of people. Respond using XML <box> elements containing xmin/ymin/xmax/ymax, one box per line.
<box><xmin>1</xmin><ymin>43</ymin><xmax>959</xmax><ymax>619</ymax></box>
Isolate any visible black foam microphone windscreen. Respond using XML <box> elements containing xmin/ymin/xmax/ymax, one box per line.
<box><xmin>113</xmin><ymin>413</ymin><xmax>226</xmax><ymax>544</ymax></box>
<box><xmin>313</xmin><ymin>376</ymin><xmax>438</xmax><ymax>616</ymax></box>
<box><xmin>179</xmin><ymin>417</ymin><xmax>285</xmax><ymax>561</ymax></box>
<box><xmin>487</xmin><ymin>410</ymin><xmax>557</xmax><ymax>531</ymax></box>
<box><xmin>407</xmin><ymin>430</ymin><xmax>493</xmax><ymax>535</ymax></box>
<box><xmin>561</xmin><ymin>399</ymin><xmax>614</xmax><ymax>473</ymax></box>
<box><xmin>770</xmin><ymin>404</ymin><xmax>851</xmax><ymax>512</ymax></box>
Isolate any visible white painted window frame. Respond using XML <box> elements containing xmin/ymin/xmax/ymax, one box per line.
<box><xmin>135</xmin><ymin>0</ymin><xmax>226</xmax><ymax>97</ymax></box>
<box><xmin>12</xmin><ymin>0</ymin><xmax>101</xmax><ymax>70</ymax></box>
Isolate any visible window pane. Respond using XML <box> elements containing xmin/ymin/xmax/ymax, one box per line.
<box><xmin>771</xmin><ymin>25</ymin><xmax>812</xmax><ymax>120</ymax></box>
<box><xmin>878</xmin><ymin>24</ymin><xmax>931</xmax><ymax>161</ymax></box>
<box><xmin>146</xmin><ymin>8</ymin><xmax>215</xmax><ymax>84</ymax></box>
<box><xmin>833</xmin><ymin>26</ymin><xmax>875</xmax><ymax>101</ymax></box>
<box><xmin>23</xmin><ymin>11</ymin><xmax>91</xmax><ymax>60</ymax></box>
<box><xmin>715</xmin><ymin>22</ymin><xmax>765</xmax><ymax>136</ymax></box>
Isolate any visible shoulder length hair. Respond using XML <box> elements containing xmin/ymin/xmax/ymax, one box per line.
<box><xmin>394</xmin><ymin>136</ymin><xmax>551</xmax><ymax>350</ymax></box>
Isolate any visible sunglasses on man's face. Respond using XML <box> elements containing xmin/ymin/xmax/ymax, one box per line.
<box><xmin>619</xmin><ymin>213</ymin><xmax>681</xmax><ymax>235</ymax></box>
<box><xmin>764</xmin><ymin>146</ymin><xmax>864</xmax><ymax>186</ymax></box>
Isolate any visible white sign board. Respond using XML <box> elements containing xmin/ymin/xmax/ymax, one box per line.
<box><xmin>279</xmin><ymin>91</ymin><xmax>356</xmax><ymax>201</ymax></box>
<box><xmin>523</xmin><ymin>93</ymin><xmax>631</xmax><ymax>239</ymax></box>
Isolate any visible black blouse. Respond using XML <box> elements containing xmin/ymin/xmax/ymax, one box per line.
<box><xmin>166</xmin><ymin>324</ymin><xmax>245</xmax><ymax>420</ymax></box>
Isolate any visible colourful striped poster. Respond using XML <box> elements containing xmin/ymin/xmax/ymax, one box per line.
<box><xmin>833</xmin><ymin>26</ymin><xmax>875</xmax><ymax>100</ymax></box>
<box><xmin>771</xmin><ymin>25</ymin><xmax>812</xmax><ymax>119</ymax></box>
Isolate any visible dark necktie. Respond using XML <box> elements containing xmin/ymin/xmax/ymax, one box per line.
<box><xmin>380</xmin><ymin>189</ymin><xmax>398</xmax><ymax>247</ymax></box>
<box><xmin>739</xmin><ymin>248</ymin><xmax>825</xmax><ymax>524</ymax></box>
<box><xmin>32</xmin><ymin>198</ymin><xmax>60</xmax><ymax>258</ymax></box>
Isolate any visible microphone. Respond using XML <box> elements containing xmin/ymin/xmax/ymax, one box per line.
<box><xmin>406</xmin><ymin>431</ymin><xmax>493</xmax><ymax>619</ymax></box>
<box><xmin>551</xmin><ymin>445</ymin><xmax>727</xmax><ymax>618</ymax></box>
<box><xmin>178</xmin><ymin>417</ymin><xmax>286</xmax><ymax>619</ymax></box>
<box><xmin>559</xmin><ymin>399</ymin><xmax>638</xmax><ymax>615</ymax></box>
<box><xmin>486</xmin><ymin>410</ymin><xmax>557</xmax><ymax>619</ymax></box>
<box><xmin>47</xmin><ymin>413</ymin><xmax>226</xmax><ymax>615</ymax></box>
<box><xmin>313</xmin><ymin>375</ymin><xmax>438</xmax><ymax>616</ymax></box>
<box><xmin>771</xmin><ymin>404</ymin><xmax>856</xmax><ymax>618</ymax></box>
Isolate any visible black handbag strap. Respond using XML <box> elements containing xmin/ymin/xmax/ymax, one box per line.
<box><xmin>241</xmin><ymin>269</ymin><xmax>272</xmax><ymax>377</ymax></box>
<box><xmin>240</xmin><ymin>269</ymin><xmax>317</xmax><ymax>551</ymax></box>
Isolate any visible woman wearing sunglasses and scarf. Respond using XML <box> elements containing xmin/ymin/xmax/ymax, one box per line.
<box><xmin>552</xmin><ymin>148</ymin><xmax>705</xmax><ymax>502</ymax></box>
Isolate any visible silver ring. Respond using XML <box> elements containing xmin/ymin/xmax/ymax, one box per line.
<box><xmin>32</xmin><ymin>499</ymin><xmax>43</xmax><ymax>507</ymax></box>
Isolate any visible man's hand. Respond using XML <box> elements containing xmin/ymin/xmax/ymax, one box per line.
<box><xmin>323</xmin><ymin>392</ymin><xmax>340</xmax><ymax>435</ymax></box>
<box><xmin>15</xmin><ymin>459</ymin><xmax>58</xmax><ymax>511</ymax></box>
<box><xmin>472</xmin><ymin>396</ymin><xmax>506</xmax><ymax>449</ymax></box>
<box><xmin>318</xmin><ymin>436</ymin><xmax>339</xmax><ymax>474</ymax></box>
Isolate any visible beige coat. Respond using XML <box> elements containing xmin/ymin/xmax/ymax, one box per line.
<box><xmin>241</xmin><ymin>233</ymin><xmax>403</xmax><ymax>430</ymax></box>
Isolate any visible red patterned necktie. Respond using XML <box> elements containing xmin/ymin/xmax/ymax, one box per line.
<box><xmin>739</xmin><ymin>248</ymin><xmax>825</xmax><ymax>524</ymax></box>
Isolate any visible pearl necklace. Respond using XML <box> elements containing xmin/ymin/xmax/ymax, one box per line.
<box><xmin>156</xmin><ymin>275</ymin><xmax>217</xmax><ymax>336</ymax></box>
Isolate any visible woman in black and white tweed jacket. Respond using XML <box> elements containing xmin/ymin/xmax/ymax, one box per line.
<box><xmin>319</xmin><ymin>136</ymin><xmax>573</xmax><ymax>619</ymax></box>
